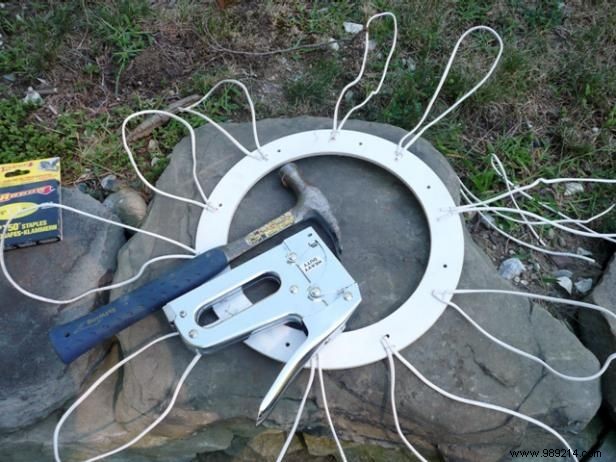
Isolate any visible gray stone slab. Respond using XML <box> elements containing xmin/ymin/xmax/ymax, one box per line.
<box><xmin>0</xmin><ymin>188</ymin><xmax>125</xmax><ymax>432</ymax></box>
<box><xmin>3</xmin><ymin>118</ymin><xmax>601</xmax><ymax>461</ymax></box>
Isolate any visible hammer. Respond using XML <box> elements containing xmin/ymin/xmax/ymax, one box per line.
<box><xmin>49</xmin><ymin>164</ymin><xmax>341</xmax><ymax>364</ymax></box>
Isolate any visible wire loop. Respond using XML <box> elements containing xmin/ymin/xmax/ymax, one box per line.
<box><xmin>396</xmin><ymin>26</ymin><xmax>504</xmax><ymax>155</ymax></box>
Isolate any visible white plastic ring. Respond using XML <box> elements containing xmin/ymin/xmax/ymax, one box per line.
<box><xmin>195</xmin><ymin>129</ymin><xmax>464</xmax><ymax>369</ymax></box>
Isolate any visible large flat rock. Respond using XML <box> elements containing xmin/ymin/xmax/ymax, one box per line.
<box><xmin>3</xmin><ymin>118</ymin><xmax>602</xmax><ymax>461</ymax></box>
<box><xmin>0</xmin><ymin>188</ymin><xmax>125</xmax><ymax>433</ymax></box>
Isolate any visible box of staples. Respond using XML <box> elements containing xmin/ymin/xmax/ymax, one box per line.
<box><xmin>0</xmin><ymin>157</ymin><xmax>62</xmax><ymax>249</ymax></box>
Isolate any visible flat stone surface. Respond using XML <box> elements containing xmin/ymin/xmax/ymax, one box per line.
<box><xmin>0</xmin><ymin>188</ymin><xmax>125</xmax><ymax>432</ymax></box>
<box><xmin>579</xmin><ymin>252</ymin><xmax>616</xmax><ymax>423</ymax></box>
<box><xmin>2</xmin><ymin>118</ymin><xmax>602</xmax><ymax>461</ymax></box>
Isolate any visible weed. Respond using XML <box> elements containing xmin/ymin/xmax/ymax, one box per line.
<box><xmin>93</xmin><ymin>0</ymin><xmax>153</xmax><ymax>95</ymax></box>
<box><xmin>284</xmin><ymin>56</ymin><xmax>342</xmax><ymax>110</ymax></box>
<box><xmin>0</xmin><ymin>3</ymin><xmax>77</xmax><ymax>77</ymax></box>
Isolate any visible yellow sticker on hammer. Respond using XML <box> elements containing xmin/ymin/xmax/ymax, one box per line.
<box><xmin>244</xmin><ymin>211</ymin><xmax>295</xmax><ymax>247</ymax></box>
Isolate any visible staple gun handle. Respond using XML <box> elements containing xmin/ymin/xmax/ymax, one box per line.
<box><xmin>48</xmin><ymin>248</ymin><xmax>229</xmax><ymax>364</ymax></box>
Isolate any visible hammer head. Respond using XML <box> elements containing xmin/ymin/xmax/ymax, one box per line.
<box><xmin>279</xmin><ymin>163</ymin><xmax>342</xmax><ymax>255</ymax></box>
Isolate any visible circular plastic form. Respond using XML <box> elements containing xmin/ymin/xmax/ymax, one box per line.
<box><xmin>195</xmin><ymin>129</ymin><xmax>464</xmax><ymax>370</ymax></box>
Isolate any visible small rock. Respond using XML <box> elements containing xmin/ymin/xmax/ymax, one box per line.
<box><xmin>343</xmin><ymin>21</ymin><xmax>363</xmax><ymax>34</ymax></box>
<box><xmin>532</xmin><ymin>262</ymin><xmax>541</xmax><ymax>272</ymax></box>
<box><xmin>498</xmin><ymin>257</ymin><xmax>525</xmax><ymax>280</ymax></box>
<box><xmin>401</xmin><ymin>57</ymin><xmax>416</xmax><ymax>72</ymax></box>
<box><xmin>591</xmin><ymin>127</ymin><xmax>599</xmax><ymax>134</ymax></box>
<box><xmin>553</xmin><ymin>269</ymin><xmax>573</xmax><ymax>279</ymax></box>
<box><xmin>151</xmin><ymin>156</ymin><xmax>162</xmax><ymax>167</ymax></box>
<box><xmin>546</xmin><ymin>228</ymin><xmax>556</xmax><ymax>240</ymax></box>
<box><xmin>577</xmin><ymin>247</ymin><xmax>593</xmax><ymax>257</ymax></box>
<box><xmin>508</xmin><ymin>249</ymin><xmax>516</xmax><ymax>256</ymax></box>
<box><xmin>23</xmin><ymin>87</ymin><xmax>43</xmax><ymax>105</ymax></box>
<box><xmin>514</xmin><ymin>276</ymin><xmax>521</xmax><ymax>283</ymax></box>
<box><xmin>521</xmin><ymin>279</ymin><xmax>529</xmax><ymax>286</ymax></box>
<box><xmin>100</xmin><ymin>174</ymin><xmax>121</xmax><ymax>192</ymax></box>
<box><xmin>344</xmin><ymin>90</ymin><xmax>355</xmax><ymax>103</ymax></box>
<box><xmin>556</xmin><ymin>276</ymin><xmax>573</xmax><ymax>294</ymax></box>
<box><xmin>557</xmin><ymin>236</ymin><xmax>567</xmax><ymax>247</ymax></box>
<box><xmin>2</xmin><ymin>73</ymin><xmax>15</xmax><ymax>82</ymax></box>
<box><xmin>574</xmin><ymin>278</ymin><xmax>593</xmax><ymax>294</ymax></box>
<box><xmin>147</xmin><ymin>139</ymin><xmax>160</xmax><ymax>153</ymax></box>
<box><xmin>564</xmin><ymin>182</ymin><xmax>584</xmax><ymax>196</ymax></box>
<box><xmin>103</xmin><ymin>187</ymin><xmax>147</xmax><ymax>228</ymax></box>
<box><xmin>368</xmin><ymin>39</ymin><xmax>377</xmax><ymax>51</ymax></box>
<box><xmin>328</xmin><ymin>38</ymin><xmax>340</xmax><ymax>51</ymax></box>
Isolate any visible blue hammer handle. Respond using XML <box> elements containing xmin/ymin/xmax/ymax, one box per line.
<box><xmin>49</xmin><ymin>248</ymin><xmax>228</xmax><ymax>364</ymax></box>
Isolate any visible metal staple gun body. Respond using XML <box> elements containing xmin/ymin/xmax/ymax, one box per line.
<box><xmin>164</xmin><ymin>226</ymin><xmax>361</xmax><ymax>423</ymax></box>
<box><xmin>48</xmin><ymin>163</ymin><xmax>342</xmax><ymax>364</ymax></box>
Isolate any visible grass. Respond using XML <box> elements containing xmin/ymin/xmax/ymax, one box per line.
<box><xmin>0</xmin><ymin>0</ymin><xmax>613</xmax><ymax>231</ymax></box>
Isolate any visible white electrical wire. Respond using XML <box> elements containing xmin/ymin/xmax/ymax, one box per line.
<box><xmin>0</xmin><ymin>202</ymin><xmax>196</xmax><ymax>305</ymax></box>
<box><xmin>456</xmin><ymin>203</ymin><xmax>615</xmax><ymax>227</ymax></box>
<box><xmin>316</xmin><ymin>355</ymin><xmax>348</xmax><ymax>462</ymax></box>
<box><xmin>382</xmin><ymin>338</ymin><xmax>578</xmax><ymax>462</ymax></box>
<box><xmin>53</xmin><ymin>333</ymin><xmax>202</xmax><ymax>462</ymax></box>
<box><xmin>448</xmin><ymin>205</ymin><xmax>616</xmax><ymax>238</ymax></box>
<box><xmin>384</xmin><ymin>340</ymin><xmax>429</xmax><ymax>462</ymax></box>
<box><xmin>447</xmin><ymin>289</ymin><xmax>616</xmax><ymax>323</ymax></box>
<box><xmin>432</xmin><ymin>293</ymin><xmax>616</xmax><ymax>382</ymax></box>
<box><xmin>332</xmin><ymin>12</ymin><xmax>398</xmax><ymax>136</ymax></box>
<box><xmin>181</xmin><ymin>107</ymin><xmax>264</xmax><ymax>161</ymax></box>
<box><xmin>488</xmin><ymin>155</ymin><xmax>616</xmax><ymax>244</ymax></box>
<box><xmin>459</xmin><ymin>183</ymin><xmax>596</xmax><ymax>263</ymax></box>
<box><xmin>396</xmin><ymin>26</ymin><xmax>504</xmax><ymax>154</ymax></box>
<box><xmin>454</xmin><ymin>177</ymin><xmax>616</xmax><ymax>213</ymax></box>
<box><xmin>181</xmin><ymin>79</ymin><xmax>267</xmax><ymax>160</ymax></box>
<box><xmin>275</xmin><ymin>359</ymin><xmax>316</xmax><ymax>462</ymax></box>
<box><xmin>122</xmin><ymin>110</ymin><xmax>212</xmax><ymax>210</ymax></box>
<box><xmin>490</xmin><ymin>154</ymin><xmax>545</xmax><ymax>245</ymax></box>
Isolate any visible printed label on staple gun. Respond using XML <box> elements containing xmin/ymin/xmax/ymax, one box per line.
<box><xmin>303</xmin><ymin>256</ymin><xmax>323</xmax><ymax>273</ymax></box>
